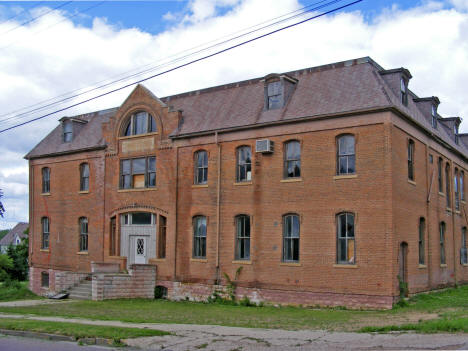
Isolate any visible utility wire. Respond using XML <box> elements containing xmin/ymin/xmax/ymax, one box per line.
<box><xmin>0</xmin><ymin>0</ymin><xmax>346</xmax><ymax>125</ymax></box>
<box><xmin>0</xmin><ymin>1</ymin><xmax>45</xmax><ymax>26</ymax></box>
<box><xmin>0</xmin><ymin>1</ymin><xmax>72</xmax><ymax>36</ymax></box>
<box><xmin>0</xmin><ymin>0</ymin><xmax>362</xmax><ymax>134</ymax></box>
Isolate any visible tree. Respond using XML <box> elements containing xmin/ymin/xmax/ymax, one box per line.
<box><xmin>0</xmin><ymin>189</ymin><xmax>5</xmax><ymax>218</ymax></box>
<box><xmin>0</xmin><ymin>254</ymin><xmax>13</xmax><ymax>282</ymax></box>
<box><xmin>6</xmin><ymin>230</ymin><xmax>29</xmax><ymax>281</ymax></box>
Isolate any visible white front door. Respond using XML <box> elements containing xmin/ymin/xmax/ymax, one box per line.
<box><xmin>134</xmin><ymin>236</ymin><xmax>147</xmax><ymax>264</ymax></box>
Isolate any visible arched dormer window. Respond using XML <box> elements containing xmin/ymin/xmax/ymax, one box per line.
<box><xmin>122</xmin><ymin>111</ymin><xmax>157</xmax><ymax>136</ymax></box>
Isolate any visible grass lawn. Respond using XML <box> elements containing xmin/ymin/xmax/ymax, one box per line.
<box><xmin>0</xmin><ymin>317</ymin><xmax>170</xmax><ymax>341</ymax></box>
<box><xmin>0</xmin><ymin>285</ymin><xmax>466</xmax><ymax>332</ymax></box>
<box><xmin>0</xmin><ymin>281</ymin><xmax>41</xmax><ymax>302</ymax></box>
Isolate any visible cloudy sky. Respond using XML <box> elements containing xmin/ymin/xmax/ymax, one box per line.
<box><xmin>0</xmin><ymin>0</ymin><xmax>467</xmax><ymax>229</ymax></box>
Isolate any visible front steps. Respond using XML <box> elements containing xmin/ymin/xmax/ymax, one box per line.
<box><xmin>68</xmin><ymin>278</ymin><xmax>92</xmax><ymax>300</ymax></box>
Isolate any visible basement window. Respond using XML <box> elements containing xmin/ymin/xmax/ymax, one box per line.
<box><xmin>41</xmin><ymin>272</ymin><xmax>49</xmax><ymax>288</ymax></box>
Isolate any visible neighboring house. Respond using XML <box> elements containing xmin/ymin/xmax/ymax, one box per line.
<box><xmin>25</xmin><ymin>57</ymin><xmax>468</xmax><ymax>308</ymax></box>
<box><xmin>0</xmin><ymin>222</ymin><xmax>28</xmax><ymax>254</ymax></box>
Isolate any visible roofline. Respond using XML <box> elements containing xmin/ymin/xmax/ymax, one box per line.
<box><xmin>24</xmin><ymin>145</ymin><xmax>107</xmax><ymax>160</ymax></box>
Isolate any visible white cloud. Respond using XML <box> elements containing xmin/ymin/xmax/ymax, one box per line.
<box><xmin>1</xmin><ymin>0</ymin><xmax>468</xmax><ymax>226</ymax></box>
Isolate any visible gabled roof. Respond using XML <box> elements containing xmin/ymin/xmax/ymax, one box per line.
<box><xmin>25</xmin><ymin>57</ymin><xmax>468</xmax><ymax>160</ymax></box>
<box><xmin>0</xmin><ymin>222</ymin><xmax>28</xmax><ymax>246</ymax></box>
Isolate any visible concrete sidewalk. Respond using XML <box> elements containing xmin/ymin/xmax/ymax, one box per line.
<box><xmin>0</xmin><ymin>312</ymin><xmax>467</xmax><ymax>350</ymax></box>
<box><xmin>0</xmin><ymin>299</ymin><xmax>72</xmax><ymax>307</ymax></box>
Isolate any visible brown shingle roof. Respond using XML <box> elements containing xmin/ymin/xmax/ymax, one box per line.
<box><xmin>0</xmin><ymin>222</ymin><xmax>28</xmax><ymax>246</ymax></box>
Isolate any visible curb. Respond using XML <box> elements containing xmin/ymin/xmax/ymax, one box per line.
<box><xmin>0</xmin><ymin>328</ymin><xmax>120</xmax><ymax>347</ymax></box>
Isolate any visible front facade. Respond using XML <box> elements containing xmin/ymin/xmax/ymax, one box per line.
<box><xmin>26</xmin><ymin>57</ymin><xmax>468</xmax><ymax>308</ymax></box>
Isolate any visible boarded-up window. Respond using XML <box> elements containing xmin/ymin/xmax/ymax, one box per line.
<box><xmin>120</xmin><ymin>157</ymin><xmax>156</xmax><ymax>189</ymax></box>
<box><xmin>337</xmin><ymin>213</ymin><xmax>355</xmax><ymax>264</ymax></box>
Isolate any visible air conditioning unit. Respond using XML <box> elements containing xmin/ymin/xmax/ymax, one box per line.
<box><xmin>256</xmin><ymin>139</ymin><xmax>274</xmax><ymax>153</ymax></box>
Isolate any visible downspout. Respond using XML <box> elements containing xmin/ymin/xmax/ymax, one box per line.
<box><xmin>215</xmin><ymin>132</ymin><xmax>221</xmax><ymax>284</ymax></box>
<box><xmin>450</xmin><ymin>160</ymin><xmax>458</xmax><ymax>286</ymax></box>
<box><xmin>102</xmin><ymin>154</ymin><xmax>106</xmax><ymax>263</ymax></box>
<box><xmin>424</xmin><ymin>143</ymin><xmax>433</xmax><ymax>288</ymax></box>
<box><xmin>29</xmin><ymin>162</ymin><xmax>34</xmax><ymax>268</ymax></box>
<box><xmin>173</xmin><ymin>145</ymin><xmax>179</xmax><ymax>281</ymax></box>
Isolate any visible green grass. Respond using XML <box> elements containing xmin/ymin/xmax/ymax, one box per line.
<box><xmin>360</xmin><ymin>317</ymin><xmax>468</xmax><ymax>333</ymax></box>
<box><xmin>0</xmin><ymin>317</ymin><xmax>170</xmax><ymax>340</ymax></box>
<box><xmin>0</xmin><ymin>281</ymin><xmax>41</xmax><ymax>302</ymax></box>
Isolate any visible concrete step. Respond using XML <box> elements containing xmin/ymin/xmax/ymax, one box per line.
<box><xmin>68</xmin><ymin>276</ymin><xmax>92</xmax><ymax>300</ymax></box>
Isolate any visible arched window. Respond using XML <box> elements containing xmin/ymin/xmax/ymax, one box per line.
<box><xmin>408</xmin><ymin>139</ymin><xmax>415</xmax><ymax>181</ymax></box>
<box><xmin>79</xmin><ymin>217</ymin><xmax>88</xmax><ymax>252</ymax></box>
<box><xmin>122</xmin><ymin>111</ymin><xmax>157</xmax><ymax>136</ymax></box>
<box><xmin>438</xmin><ymin>158</ymin><xmax>443</xmax><ymax>193</ymax></box>
<box><xmin>42</xmin><ymin>167</ymin><xmax>50</xmax><ymax>193</ymax></box>
<box><xmin>284</xmin><ymin>141</ymin><xmax>300</xmax><ymax>178</ymax></box>
<box><xmin>235</xmin><ymin>215</ymin><xmax>251</xmax><ymax>260</ymax></box>
<box><xmin>282</xmin><ymin>214</ymin><xmax>299</xmax><ymax>262</ymax></box>
<box><xmin>454</xmin><ymin>168</ymin><xmax>460</xmax><ymax>211</ymax></box>
<box><xmin>193</xmin><ymin>216</ymin><xmax>207</xmax><ymax>258</ymax></box>
<box><xmin>418</xmin><ymin>218</ymin><xmax>425</xmax><ymax>265</ymax></box>
<box><xmin>41</xmin><ymin>217</ymin><xmax>49</xmax><ymax>249</ymax></box>
<box><xmin>461</xmin><ymin>227</ymin><xmax>467</xmax><ymax>265</ymax></box>
<box><xmin>440</xmin><ymin>222</ymin><xmax>446</xmax><ymax>265</ymax></box>
<box><xmin>337</xmin><ymin>212</ymin><xmax>355</xmax><ymax>264</ymax></box>
<box><xmin>80</xmin><ymin>163</ymin><xmax>89</xmax><ymax>192</ymax></box>
<box><xmin>236</xmin><ymin>146</ymin><xmax>252</xmax><ymax>182</ymax></box>
<box><xmin>445</xmin><ymin>164</ymin><xmax>451</xmax><ymax>208</ymax></box>
<box><xmin>337</xmin><ymin>135</ymin><xmax>355</xmax><ymax>175</ymax></box>
<box><xmin>194</xmin><ymin>150</ymin><xmax>208</xmax><ymax>185</ymax></box>
<box><xmin>460</xmin><ymin>171</ymin><xmax>465</xmax><ymax>202</ymax></box>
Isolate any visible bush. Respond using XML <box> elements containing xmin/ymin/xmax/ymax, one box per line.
<box><xmin>5</xmin><ymin>231</ymin><xmax>29</xmax><ymax>281</ymax></box>
<box><xmin>0</xmin><ymin>254</ymin><xmax>13</xmax><ymax>281</ymax></box>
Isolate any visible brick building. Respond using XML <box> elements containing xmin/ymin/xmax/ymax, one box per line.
<box><xmin>25</xmin><ymin>57</ymin><xmax>468</xmax><ymax>308</ymax></box>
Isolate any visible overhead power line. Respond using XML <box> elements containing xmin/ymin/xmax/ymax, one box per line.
<box><xmin>0</xmin><ymin>0</ymin><xmax>338</xmax><ymax>124</ymax></box>
<box><xmin>0</xmin><ymin>0</ymin><xmax>362</xmax><ymax>134</ymax></box>
<box><xmin>0</xmin><ymin>1</ymin><xmax>45</xmax><ymax>26</ymax></box>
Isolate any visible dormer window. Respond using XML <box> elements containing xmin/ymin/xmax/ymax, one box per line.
<box><xmin>431</xmin><ymin>105</ymin><xmax>437</xmax><ymax>129</ymax></box>
<box><xmin>267</xmin><ymin>81</ymin><xmax>282</xmax><ymax>109</ymax></box>
<box><xmin>63</xmin><ymin>121</ymin><xmax>73</xmax><ymax>142</ymax></box>
<box><xmin>454</xmin><ymin>124</ymin><xmax>459</xmax><ymax>145</ymax></box>
<box><xmin>123</xmin><ymin>111</ymin><xmax>157</xmax><ymax>136</ymax></box>
<box><xmin>264</xmin><ymin>74</ymin><xmax>297</xmax><ymax>110</ymax></box>
<box><xmin>400</xmin><ymin>78</ymin><xmax>408</xmax><ymax>106</ymax></box>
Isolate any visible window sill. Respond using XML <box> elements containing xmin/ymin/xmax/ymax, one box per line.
<box><xmin>192</xmin><ymin>184</ymin><xmax>208</xmax><ymax>188</ymax></box>
<box><xmin>418</xmin><ymin>264</ymin><xmax>427</xmax><ymax>269</ymax></box>
<box><xmin>333</xmin><ymin>174</ymin><xmax>357</xmax><ymax>180</ymax></box>
<box><xmin>190</xmin><ymin>258</ymin><xmax>207</xmax><ymax>262</ymax></box>
<box><xmin>233</xmin><ymin>182</ymin><xmax>252</xmax><ymax>186</ymax></box>
<box><xmin>232</xmin><ymin>260</ymin><xmax>251</xmax><ymax>265</ymax></box>
<box><xmin>455</xmin><ymin>210</ymin><xmax>461</xmax><ymax>215</ymax></box>
<box><xmin>440</xmin><ymin>264</ymin><xmax>447</xmax><ymax>268</ymax></box>
<box><xmin>41</xmin><ymin>193</ymin><xmax>51</xmax><ymax>196</ymax></box>
<box><xmin>117</xmin><ymin>187</ymin><xmax>157</xmax><ymax>193</ymax></box>
<box><xmin>78</xmin><ymin>191</ymin><xmax>89</xmax><ymax>194</ymax></box>
<box><xmin>439</xmin><ymin>192</ymin><xmax>445</xmax><ymax>197</ymax></box>
<box><xmin>40</xmin><ymin>249</ymin><xmax>49</xmax><ymax>252</ymax></box>
<box><xmin>77</xmin><ymin>251</ymin><xmax>88</xmax><ymax>255</ymax></box>
<box><xmin>462</xmin><ymin>263</ymin><xmax>468</xmax><ymax>267</ymax></box>
<box><xmin>333</xmin><ymin>264</ymin><xmax>357</xmax><ymax>268</ymax></box>
<box><xmin>280</xmin><ymin>262</ymin><xmax>301</xmax><ymax>267</ymax></box>
<box><xmin>408</xmin><ymin>179</ymin><xmax>416</xmax><ymax>186</ymax></box>
<box><xmin>118</xmin><ymin>132</ymin><xmax>158</xmax><ymax>140</ymax></box>
<box><xmin>446</xmin><ymin>208</ymin><xmax>452</xmax><ymax>213</ymax></box>
<box><xmin>280</xmin><ymin>178</ymin><xmax>302</xmax><ymax>183</ymax></box>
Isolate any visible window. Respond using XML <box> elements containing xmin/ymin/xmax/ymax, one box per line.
<box><xmin>123</xmin><ymin>111</ymin><xmax>157</xmax><ymax>136</ymax></box>
<box><xmin>454</xmin><ymin>124</ymin><xmax>459</xmax><ymax>145</ymax></box>
<box><xmin>440</xmin><ymin>222</ymin><xmax>446</xmax><ymax>265</ymax></box>
<box><xmin>284</xmin><ymin>141</ymin><xmax>301</xmax><ymax>178</ymax></box>
<box><xmin>461</xmin><ymin>227</ymin><xmax>467</xmax><ymax>265</ymax></box>
<box><xmin>120</xmin><ymin>212</ymin><xmax>154</xmax><ymax>225</ymax></box>
<box><xmin>429</xmin><ymin>154</ymin><xmax>433</xmax><ymax>164</ymax></box>
<box><xmin>337</xmin><ymin>135</ymin><xmax>355</xmax><ymax>175</ymax></box>
<box><xmin>42</xmin><ymin>167</ymin><xmax>50</xmax><ymax>193</ymax></box>
<box><xmin>80</xmin><ymin>163</ymin><xmax>89</xmax><ymax>192</ymax></box>
<box><xmin>41</xmin><ymin>272</ymin><xmax>49</xmax><ymax>288</ymax></box>
<box><xmin>194</xmin><ymin>150</ymin><xmax>208</xmax><ymax>184</ymax></box>
<box><xmin>267</xmin><ymin>81</ymin><xmax>282</xmax><ymax>109</ymax></box>
<box><xmin>120</xmin><ymin>156</ymin><xmax>156</xmax><ymax>189</ymax></box>
<box><xmin>157</xmin><ymin>215</ymin><xmax>167</xmax><ymax>259</ymax></box>
<box><xmin>337</xmin><ymin>213</ymin><xmax>355</xmax><ymax>264</ymax></box>
<box><xmin>461</xmin><ymin>171</ymin><xmax>465</xmax><ymax>201</ymax></box>
<box><xmin>418</xmin><ymin>218</ymin><xmax>425</xmax><ymax>265</ymax></box>
<box><xmin>455</xmin><ymin>168</ymin><xmax>460</xmax><ymax>211</ymax></box>
<box><xmin>79</xmin><ymin>217</ymin><xmax>88</xmax><ymax>252</ymax></box>
<box><xmin>400</xmin><ymin>78</ymin><xmax>408</xmax><ymax>106</ymax></box>
<box><xmin>438</xmin><ymin>158</ymin><xmax>443</xmax><ymax>193</ymax></box>
<box><xmin>110</xmin><ymin>217</ymin><xmax>116</xmax><ymax>256</ymax></box>
<box><xmin>235</xmin><ymin>215</ymin><xmax>251</xmax><ymax>260</ymax></box>
<box><xmin>41</xmin><ymin>217</ymin><xmax>49</xmax><ymax>250</ymax></box>
<box><xmin>63</xmin><ymin>121</ymin><xmax>73</xmax><ymax>142</ymax></box>
<box><xmin>431</xmin><ymin>105</ymin><xmax>437</xmax><ymax>129</ymax></box>
<box><xmin>236</xmin><ymin>146</ymin><xmax>252</xmax><ymax>182</ymax></box>
<box><xmin>408</xmin><ymin>139</ymin><xmax>414</xmax><ymax>181</ymax></box>
<box><xmin>282</xmin><ymin>214</ymin><xmax>300</xmax><ymax>262</ymax></box>
<box><xmin>446</xmin><ymin>164</ymin><xmax>451</xmax><ymax>208</ymax></box>
<box><xmin>193</xmin><ymin>216</ymin><xmax>207</xmax><ymax>259</ymax></box>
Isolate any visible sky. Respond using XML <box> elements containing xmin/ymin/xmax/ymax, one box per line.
<box><xmin>0</xmin><ymin>0</ymin><xmax>468</xmax><ymax>229</ymax></box>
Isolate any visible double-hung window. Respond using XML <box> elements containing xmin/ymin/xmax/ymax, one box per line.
<box><xmin>193</xmin><ymin>216</ymin><xmax>207</xmax><ymax>259</ymax></box>
<box><xmin>408</xmin><ymin>139</ymin><xmax>415</xmax><ymax>181</ymax></box>
<box><xmin>235</xmin><ymin>215</ymin><xmax>251</xmax><ymax>260</ymax></box>
<box><xmin>282</xmin><ymin>214</ymin><xmax>300</xmax><ymax>262</ymax></box>
<box><xmin>418</xmin><ymin>218</ymin><xmax>425</xmax><ymax>265</ymax></box>
<box><xmin>461</xmin><ymin>227</ymin><xmax>467</xmax><ymax>265</ymax></box>
<box><xmin>42</xmin><ymin>167</ymin><xmax>50</xmax><ymax>193</ymax></box>
<box><xmin>80</xmin><ymin>163</ymin><xmax>89</xmax><ymax>191</ymax></box>
<box><xmin>120</xmin><ymin>157</ymin><xmax>156</xmax><ymax>189</ymax></box>
<box><xmin>284</xmin><ymin>141</ymin><xmax>301</xmax><ymax>178</ymax></box>
<box><xmin>79</xmin><ymin>217</ymin><xmax>88</xmax><ymax>252</ymax></box>
<box><xmin>337</xmin><ymin>213</ymin><xmax>355</xmax><ymax>264</ymax></box>
<box><xmin>438</xmin><ymin>158</ymin><xmax>443</xmax><ymax>193</ymax></box>
<box><xmin>440</xmin><ymin>222</ymin><xmax>446</xmax><ymax>265</ymax></box>
<box><xmin>446</xmin><ymin>164</ymin><xmax>451</xmax><ymax>208</ymax></box>
<box><xmin>41</xmin><ymin>217</ymin><xmax>49</xmax><ymax>250</ymax></box>
<box><xmin>455</xmin><ymin>168</ymin><xmax>460</xmax><ymax>211</ymax></box>
<box><xmin>236</xmin><ymin>146</ymin><xmax>252</xmax><ymax>182</ymax></box>
<box><xmin>337</xmin><ymin>135</ymin><xmax>355</xmax><ymax>175</ymax></box>
<box><xmin>401</xmin><ymin>78</ymin><xmax>408</xmax><ymax>106</ymax></box>
<box><xmin>194</xmin><ymin>151</ymin><xmax>208</xmax><ymax>184</ymax></box>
